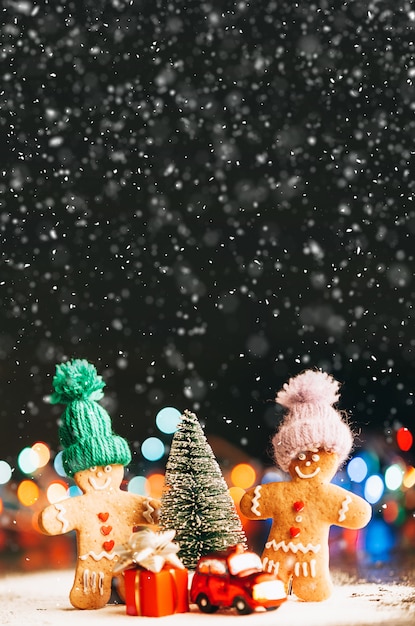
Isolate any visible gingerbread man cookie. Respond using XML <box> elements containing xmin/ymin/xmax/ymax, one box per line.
<box><xmin>38</xmin><ymin>359</ymin><xmax>160</xmax><ymax>610</ymax></box>
<box><xmin>240</xmin><ymin>370</ymin><xmax>372</xmax><ymax>602</ymax></box>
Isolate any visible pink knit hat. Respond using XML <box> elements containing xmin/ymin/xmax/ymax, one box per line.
<box><xmin>272</xmin><ymin>370</ymin><xmax>353</xmax><ymax>472</ymax></box>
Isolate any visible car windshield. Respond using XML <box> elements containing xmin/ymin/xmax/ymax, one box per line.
<box><xmin>228</xmin><ymin>552</ymin><xmax>263</xmax><ymax>576</ymax></box>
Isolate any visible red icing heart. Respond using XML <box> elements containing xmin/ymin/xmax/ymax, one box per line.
<box><xmin>293</xmin><ymin>501</ymin><xmax>305</xmax><ymax>512</ymax></box>
<box><xmin>100</xmin><ymin>525</ymin><xmax>112</xmax><ymax>536</ymax></box>
<box><xmin>98</xmin><ymin>512</ymin><xmax>109</xmax><ymax>522</ymax></box>
<box><xmin>103</xmin><ymin>540</ymin><xmax>114</xmax><ymax>552</ymax></box>
<box><xmin>290</xmin><ymin>527</ymin><xmax>301</xmax><ymax>538</ymax></box>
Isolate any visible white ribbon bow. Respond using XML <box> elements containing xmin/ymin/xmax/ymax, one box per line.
<box><xmin>113</xmin><ymin>527</ymin><xmax>184</xmax><ymax>574</ymax></box>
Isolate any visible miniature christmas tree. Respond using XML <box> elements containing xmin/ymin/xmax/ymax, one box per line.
<box><xmin>160</xmin><ymin>409</ymin><xmax>247</xmax><ymax>569</ymax></box>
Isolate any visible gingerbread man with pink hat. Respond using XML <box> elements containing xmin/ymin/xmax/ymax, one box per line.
<box><xmin>240</xmin><ymin>369</ymin><xmax>372</xmax><ymax>602</ymax></box>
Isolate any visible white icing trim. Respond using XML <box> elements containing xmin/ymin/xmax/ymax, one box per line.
<box><xmin>310</xmin><ymin>559</ymin><xmax>317</xmax><ymax>578</ymax></box>
<box><xmin>55</xmin><ymin>503</ymin><xmax>69</xmax><ymax>532</ymax></box>
<box><xmin>83</xmin><ymin>569</ymin><xmax>89</xmax><ymax>593</ymax></box>
<box><xmin>262</xmin><ymin>557</ymin><xmax>279</xmax><ymax>576</ymax></box>
<box><xmin>294</xmin><ymin>466</ymin><xmax>321</xmax><ymax>479</ymax></box>
<box><xmin>82</xmin><ymin>569</ymin><xmax>106</xmax><ymax>595</ymax></box>
<box><xmin>265</xmin><ymin>539</ymin><xmax>321</xmax><ymax>554</ymax></box>
<box><xmin>142</xmin><ymin>498</ymin><xmax>156</xmax><ymax>523</ymax></box>
<box><xmin>251</xmin><ymin>485</ymin><xmax>262</xmax><ymax>517</ymax></box>
<box><xmin>79</xmin><ymin>551</ymin><xmax>118</xmax><ymax>561</ymax></box>
<box><xmin>302</xmin><ymin>562</ymin><xmax>308</xmax><ymax>577</ymax></box>
<box><xmin>338</xmin><ymin>495</ymin><xmax>352</xmax><ymax>522</ymax></box>
<box><xmin>88</xmin><ymin>476</ymin><xmax>111</xmax><ymax>491</ymax></box>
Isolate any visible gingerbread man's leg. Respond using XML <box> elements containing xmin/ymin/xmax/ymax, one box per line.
<box><xmin>69</xmin><ymin>556</ymin><xmax>113</xmax><ymax>609</ymax></box>
<box><xmin>262</xmin><ymin>550</ymin><xmax>296</xmax><ymax>593</ymax></box>
<box><xmin>290</xmin><ymin>555</ymin><xmax>332</xmax><ymax>602</ymax></box>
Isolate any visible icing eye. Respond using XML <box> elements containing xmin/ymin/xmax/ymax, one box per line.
<box><xmin>298</xmin><ymin>453</ymin><xmax>306</xmax><ymax>461</ymax></box>
<box><xmin>312</xmin><ymin>454</ymin><xmax>320</xmax><ymax>462</ymax></box>
<box><xmin>90</xmin><ymin>466</ymin><xmax>97</xmax><ymax>472</ymax></box>
<box><xmin>104</xmin><ymin>465</ymin><xmax>112</xmax><ymax>473</ymax></box>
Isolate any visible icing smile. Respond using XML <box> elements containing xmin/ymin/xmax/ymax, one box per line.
<box><xmin>89</xmin><ymin>476</ymin><xmax>112</xmax><ymax>490</ymax></box>
<box><xmin>294</xmin><ymin>466</ymin><xmax>321</xmax><ymax>479</ymax></box>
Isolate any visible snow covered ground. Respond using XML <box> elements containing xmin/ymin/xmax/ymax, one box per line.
<box><xmin>0</xmin><ymin>568</ymin><xmax>414</xmax><ymax>626</ymax></box>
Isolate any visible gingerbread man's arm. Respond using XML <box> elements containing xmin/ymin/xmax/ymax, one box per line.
<box><xmin>240</xmin><ymin>483</ymin><xmax>283</xmax><ymax>520</ymax></box>
<box><xmin>122</xmin><ymin>494</ymin><xmax>161</xmax><ymax>528</ymax></box>
<box><xmin>328</xmin><ymin>485</ymin><xmax>372</xmax><ymax>529</ymax></box>
<box><xmin>38</xmin><ymin>496</ymin><xmax>82</xmax><ymax>536</ymax></box>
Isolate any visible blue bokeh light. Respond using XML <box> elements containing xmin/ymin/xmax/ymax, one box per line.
<box><xmin>141</xmin><ymin>437</ymin><xmax>165</xmax><ymax>461</ymax></box>
<box><xmin>364</xmin><ymin>474</ymin><xmax>384</xmax><ymax>504</ymax></box>
<box><xmin>17</xmin><ymin>447</ymin><xmax>39</xmax><ymax>474</ymax></box>
<box><xmin>128</xmin><ymin>475</ymin><xmax>147</xmax><ymax>495</ymax></box>
<box><xmin>155</xmin><ymin>406</ymin><xmax>182</xmax><ymax>434</ymax></box>
<box><xmin>0</xmin><ymin>460</ymin><xmax>12</xmax><ymax>484</ymax></box>
<box><xmin>347</xmin><ymin>456</ymin><xmax>368</xmax><ymax>483</ymax></box>
<box><xmin>53</xmin><ymin>451</ymin><xmax>67</xmax><ymax>477</ymax></box>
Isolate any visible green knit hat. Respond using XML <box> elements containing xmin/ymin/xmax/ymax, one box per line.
<box><xmin>51</xmin><ymin>359</ymin><xmax>132</xmax><ymax>477</ymax></box>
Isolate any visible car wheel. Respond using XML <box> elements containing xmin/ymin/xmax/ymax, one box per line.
<box><xmin>233</xmin><ymin>596</ymin><xmax>253</xmax><ymax>615</ymax></box>
<box><xmin>196</xmin><ymin>593</ymin><xmax>218</xmax><ymax>613</ymax></box>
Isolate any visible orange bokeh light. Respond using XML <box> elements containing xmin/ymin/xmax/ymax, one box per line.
<box><xmin>403</xmin><ymin>466</ymin><xmax>415</xmax><ymax>489</ymax></box>
<box><xmin>230</xmin><ymin>463</ymin><xmax>256</xmax><ymax>489</ymax></box>
<box><xmin>228</xmin><ymin>486</ymin><xmax>245</xmax><ymax>505</ymax></box>
<box><xmin>31</xmin><ymin>442</ymin><xmax>51</xmax><ymax>468</ymax></box>
<box><xmin>146</xmin><ymin>473</ymin><xmax>165</xmax><ymax>499</ymax></box>
<box><xmin>17</xmin><ymin>480</ymin><xmax>40</xmax><ymax>506</ymax></box>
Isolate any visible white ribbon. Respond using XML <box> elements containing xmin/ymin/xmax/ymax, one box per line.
<box><xmin>113</xmin><ymin>526</ymin><xmax>184</xmax><ymax>574</ymax></box>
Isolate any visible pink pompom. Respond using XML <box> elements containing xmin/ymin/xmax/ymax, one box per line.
<box><xmin>275</xmin><ymin>370</ymin><xmax>340</xmax><ymax>408</ymax></box>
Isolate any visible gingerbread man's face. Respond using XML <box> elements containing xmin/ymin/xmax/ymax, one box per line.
<box><xmin>74</xmin><ymin>464</ymin><xmax>124</xmax><ymax>494</ymax></box>
<box><xmin>288</xmin><ymin>449</ymin><xmax>339</xmax><ymax>482</ymax></box>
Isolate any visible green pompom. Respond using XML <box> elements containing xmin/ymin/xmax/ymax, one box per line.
<box><xmin>51</xmin><ymin>359</ymin><xmax>105</xmax><ymax>405</ymax></box>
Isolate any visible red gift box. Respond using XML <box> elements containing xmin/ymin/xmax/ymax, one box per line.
<box><xmin>124</xmin><ymin>567</ymin><xmax>189</xmax><ymax>617</ymax></box>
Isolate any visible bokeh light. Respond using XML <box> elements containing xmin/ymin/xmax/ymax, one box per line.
<box><xmin>17</xmin><ymin>480</ymin><xmax>40</xmax><ymax>506</ymax></box>
<box><xmin>128</xmin><ymin>475</ymin><xmax>147</xmax><ymax>495</ymax></box>
<box><xmin>359</xmin><ymin>450</ymin><xmax>380</xmax><ymax>476</ymax></box>
<box><xmin>0</xmin><ymin>460</ymin><xmax>12</xmax><ymax>484</ymax></box>
<box><xmin>364</xmin><ymin>518</ymin><xmax>395</xmax><ymax>558</ymax></box>
<box><xmin>155</xmin><ymin>407</ymin><xmax>182</xmax><ymax>434</ymax></box>
<box><xmin>403</xmin><ymin>466</ymin><xmax>415</xmax><ymax>489</ymax></box>
<box><xmin>364</xmin><ymin>474</ymin><xmax>385</xmax><ymax>504</ymax></box>
<box><xmin>141</xmin><ymin>437</ymin><xmax>165</xmax><ymax>461</ymax></box>
<box><xmin>53</xmin><ymin>451</ymin><xmax>67</xmax><ymax>477</ymax></box>
<box><xmin>261</xmin><ymin>469</ymin><xmax>287</xmax><ymax>484</ymax></box>
<box><xmin>384</xmin><ymin>464</ymin><xmax>404</xmax><ymax>491</ymax></box>
<box><xmin>31</xmin><ymin>442</ymin><xmax>50</xmax><ymax>468</ymax></box>
<box><xmin>146</xmin><ymin>473</ymin><xmax>165</xmax><ymax>499</ymax></box>
<box><xmin>18</xmin><ymin>447</ymin><xmax>39</xmax><ymax>474</ymax></box>
<box><xmin>229</xmin><ymin>486</ymin><xmax>245</xmax><ymax>505</ymax></box>
<box><xmin>47</xmin><ymin>481</ymin><xmax>68</xmax><ymax>503</ymax></box>
<box><xmin>382</xmin><ymin>500</ymin><xmax>399</xmax><ymax>524</ymax></box>
<box><xmin>396</xmin><ymin>427</ymin><xmax>413</xmax><ymax>452</ymax></box>
<box><xmin>347</xmin><ymin>456</ymin><xmax>368</xmax><ymax>483</ymax></box>
<box><xmin>230</xmin><ymin>463</ymin><xmax>256</xmax><ymax>489</ymax></box>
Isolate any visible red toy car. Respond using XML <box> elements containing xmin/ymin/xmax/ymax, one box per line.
<box><xmin>190</xmin><ymin>544</ymin><xmax>287</xmax><ymax>614</ymax></box>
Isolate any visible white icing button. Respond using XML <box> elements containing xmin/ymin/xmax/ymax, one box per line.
<box><xmin>295</xmin><ymin>515</ymin><xmax>302</xmax><ymax>523</ymax></box>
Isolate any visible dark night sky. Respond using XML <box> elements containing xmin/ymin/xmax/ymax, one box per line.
<box><xmin>1</xmin><ymin>0</ymin><xmax>414</xmax><ymax>469</ymax></box>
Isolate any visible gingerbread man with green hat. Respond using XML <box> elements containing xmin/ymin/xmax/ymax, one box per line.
<box><xmin>39</xmin><ymin>359</ymin><xmax>160</xmax><ymax>610</ymax></box>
